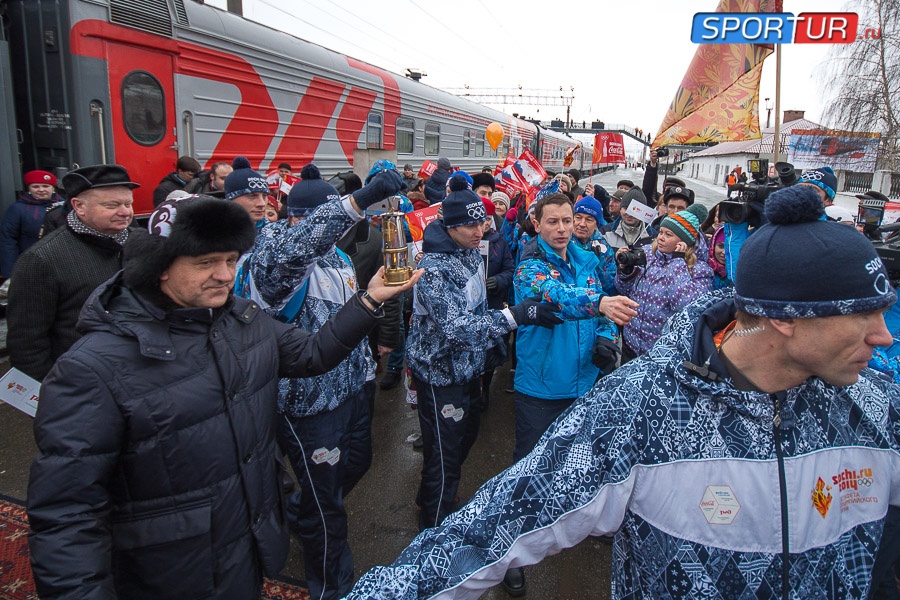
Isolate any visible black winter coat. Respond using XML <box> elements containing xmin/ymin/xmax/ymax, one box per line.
<box><xmin>8</xmin><ymin>224</ymin><xmax>124</xmax><ymax>380</ymax></box>
<box><xmin>27</xmin><ymin>274</ymin><xmax>380</xmax><ymax>599</ymax></box>
<box><xmin>152</xmin><ymin>172</ymin><xmax>188</xmax><ymax>207</ymax></box>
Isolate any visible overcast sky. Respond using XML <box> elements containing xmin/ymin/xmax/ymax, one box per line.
<box><xmin>205</xmin><ymin>0</ymin><xmax>850</xmax><ymax>138</ymax></box>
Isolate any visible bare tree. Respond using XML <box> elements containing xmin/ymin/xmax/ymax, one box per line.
<box><xmin>820</xmin><ymin>0</ymin><xmax>900</xmax><ymax>171</ymax></box>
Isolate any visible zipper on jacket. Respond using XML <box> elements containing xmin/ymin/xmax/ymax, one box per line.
<box><xmin>773</xmin><ymin>392</ymin><xmax>789</xmax><ymax>599</ymax></box>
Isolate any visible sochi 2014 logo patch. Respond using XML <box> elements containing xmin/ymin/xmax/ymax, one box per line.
<box><xmin>812</xmin><ymin>467</ymin><xmax>876</xmax><ymax>517</ymax></box>
<box><xmin>699</xmin><ymin>485</ymin><xmax>741</xmax><ymax>525</ymax></box>
<box><xmin>811</xmin><ymin>477</ymin><xmax>833</xmax><ymax>518</ymax></box>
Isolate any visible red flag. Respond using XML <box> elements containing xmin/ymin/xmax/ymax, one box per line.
<box><xmin>653</xmin><ymin>0</ymin><xmax>780</xmax><ymax>147</ymax></box>
<box><xmin>418</xmin><ymin>161</ymin><xmax>437</xmax><ymax>179</ymax></box>
<box><xmin>405</xmin><ymin>203</ymin><xmax>442</xmax><ymax>242</ymax></box>
<box><xmin>592</xmin><ymin>133</ymin><xmax>626</xmax><ymax>164</ymax></box>
<box><xmin>514</xmin><ymin>150</ymin><xmax>547</xmax><ymax>188</ymax></box>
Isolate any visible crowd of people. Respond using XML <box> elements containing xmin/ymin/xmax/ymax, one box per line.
<box><xmin>3</xmin><ymin>150</ymin><xmax>900</xmax><ymax>600</ymax></box>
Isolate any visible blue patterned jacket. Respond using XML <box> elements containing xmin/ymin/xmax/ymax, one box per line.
<box><xmin>514</xmin><ymin>237</ymin><xmax>618</xmax><ymax>399</ymax></box>
<box><xmin>406</xmin><ymin>220</ymin><xmax>515</xmax><ymax>386</ymax></box>
<box><xmin>344</xmin><ymin>289</ymin><xmax>900</xmax><ymax>599</ymax></box>
<box><xmin>247</xmin><ymin>197</ymin><xmax>373</xmax><ymax>417</ymax></box>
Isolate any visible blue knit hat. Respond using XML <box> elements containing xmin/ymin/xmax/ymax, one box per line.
<box><xmin>735</xmin><ymin>185</ymin><xmax>896</xmax><ymax>318</ymax></box>
<box><xmin>442</xmin><ymin>174</ymin><xmax>486</xmax><ymax>228</ymax></box>
<box><xmin>287</xmin><ymin>164</ymin><xmax>341</xmax><ymax>217</ymax></box>
<box><xmin>224</xmin><ymin>156</ymin><xmax>267</xmax><ymax>201</ymax></box>
<box><xmin>798</xmin><ymin>166</ymin><xmax>837</xmax><ymax>200</ymax></box>
<box><xmin>574</xmin><ymin>197</ymin><xmax>603</xmax><ymax>223</ymax></box>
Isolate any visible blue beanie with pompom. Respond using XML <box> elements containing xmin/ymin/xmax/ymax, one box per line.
<box><xmin>734</xmin><ymin>185</ymin><xmax>895</xmax><ymax>318</ymax></box>
<box><xmin>287</xmin><ymin>164</ymin><xmax>341</xmax><ymax>217</ymax></box>
<box><xmin>442</xmin><ymin>173</ymin><xmax>486</xmax><ymax>228</ymax></box>
<box><xmin>224</xmin><ymin>156</ymin><xmax>268</xmax><ymax>201</ymax></box>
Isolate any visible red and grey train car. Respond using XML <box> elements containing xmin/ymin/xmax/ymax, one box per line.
<box><xmin>1</xmin><ymin>0</ymin><xmax>589</xmax><ymax>215</ymax></box>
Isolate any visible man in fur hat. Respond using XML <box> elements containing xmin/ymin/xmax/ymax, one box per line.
<box><xmin>26</xmin><ymin>195</ymin><xmax>417</xmax><ymax>600</ymax></box>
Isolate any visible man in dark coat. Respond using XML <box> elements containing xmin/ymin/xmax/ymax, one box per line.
<box><xmin>26</xmin><ymin>195</ymin><xmax>417</xmax><ymax>600</ymax></box>
<box><xmin>152</xmin><ymin>155</ymin><xmax>201</xmax><ymax>207</ymax></box>
<box><xmin>7</xmin><ymin>164</ymin><xmax>139</xmax><ymax>380</ymax></box>
<box><xmin>424</xmin><ymin>157</ymin><xmax>452</xmax><ymax>204</ymax></box>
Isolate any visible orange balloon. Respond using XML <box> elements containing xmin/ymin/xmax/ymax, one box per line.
<box><xmin>486</xmin><ymin>122</ymin><xmax>504</xmax><ymax>151</ymax></box>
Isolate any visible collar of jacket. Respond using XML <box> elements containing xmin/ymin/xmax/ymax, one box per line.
<box><xmin>521</xmin><ymin>235</ymin><xmax>599</xmax><ymax>276</ymax></box>
<box><xmin>79</xmin><ymin>272</ymin><xmax>260</xmax><ymax>361</ymax></box>
<box><xmin>422</xmin><ymin>219</ymin><xmax>472</xmax><ymax>255</ymax></box>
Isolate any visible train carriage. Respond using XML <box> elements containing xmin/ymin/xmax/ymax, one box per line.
<box><xmin>2</xmin><ymin>0</ymin><xmax>593</xmax><ymax>215</ymax></box>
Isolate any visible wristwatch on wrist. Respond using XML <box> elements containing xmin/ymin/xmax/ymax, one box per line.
<box><xmin>360</xmin><ymin>290</ymin><xmax>384</xmax><ymax>313</ymax></box>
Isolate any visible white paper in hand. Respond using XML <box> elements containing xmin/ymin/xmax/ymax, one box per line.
<box><xmin>624</xmin><ymin>201</ymin><xmax>658</xmax><ymax>224</ymax></box>
<box><xmin>0</xmin><ymin>367</ymin><xmax>40</xmax><ymax>417</ymax></box>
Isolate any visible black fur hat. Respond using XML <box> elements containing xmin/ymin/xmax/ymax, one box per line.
<box><xmin>123</xmin><ymin>195</ymin><xmax>257</xmax><ymax>294</ymax></box>
<box><xmin>470</xmin><ymin>171</ymin><xmax>496</xmax><ymax>192</ymax></box>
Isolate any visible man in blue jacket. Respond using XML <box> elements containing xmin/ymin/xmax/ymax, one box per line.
<box><xmin>504</xmin><ymin>191</ymin><xmax>637</xmax><ymax>594</ymax></box>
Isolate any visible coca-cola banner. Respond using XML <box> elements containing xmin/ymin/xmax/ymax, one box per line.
<box><xmin>593</xmin><ymin>133</ymin><xmax>626</xmax><ymax>164</ymax></box>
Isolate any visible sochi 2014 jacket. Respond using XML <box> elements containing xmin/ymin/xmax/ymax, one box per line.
<box><xmin>344</xmin><ymin>289</ymin><xmax>900</xmax><ymax>600</ymax></box>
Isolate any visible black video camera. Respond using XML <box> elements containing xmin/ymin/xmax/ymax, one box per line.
<box><xmin>656</xmin><ymin>147</ymin><xmax>669</xmax><ymax>158</ymax></box>
<box><xmin>615</xmin><ymin>245</ymin><xmax>647</xmax><ymax>274</ymax></box>
<box><xmin>719</xmin><ymin>160</ymin><xmax>798</xmax><ymax>225</ymax></box>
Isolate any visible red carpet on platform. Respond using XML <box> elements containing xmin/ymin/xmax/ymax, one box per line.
<box><xmin>0</xmin><ymin>494</ymin><xmax>309</xmax><ymax>600</ymax></box>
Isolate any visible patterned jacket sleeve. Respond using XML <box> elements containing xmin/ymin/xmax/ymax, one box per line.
<box><xmin>515</xmin><ymin>258</ymin><xmax>606</xmax><ymax>320</ymax></box>
<box><xmin>415</xmin><ymin>261</ymin><xmax>512</xmax><ymax>343</ymax></box>
<box><xmin>249</xmin><ymin>198</ymin><xmax>361</xmax><ymax>307</ymax></box>
<box><xmin>343</xmin><ymin>372</ymin><xmax>643</xmax><ymax>599</ymax></box>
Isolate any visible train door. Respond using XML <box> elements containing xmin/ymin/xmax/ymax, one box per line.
<box><xmin>106</xmin><ymin>43</ymin><xmax>177</xmax><ymax>213</ymax></box>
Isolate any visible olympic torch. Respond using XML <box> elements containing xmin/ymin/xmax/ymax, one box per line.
<box><xmin>381</xmin><ymin>195</ymin><xmax>412</xmax><ymax>286</ymax></box>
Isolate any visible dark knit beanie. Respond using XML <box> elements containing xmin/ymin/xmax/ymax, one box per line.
<box><xmin>123</xmin><ymin>195</ymin><xmax>257</xmax><ymax>294</ymax></box>
<box><xmin>798</xmin><ymin>167</ymin><xmax>837</xmax><ymax>200</ymax></box>
<box><xmin>471</xmin><ymin>172</ymin><xmax>496</xmax><ymax>192</ymax></box>
<box><xmin>574</xmin><ymin>197</ymin><xmax>603</xmax><ymax>222</ymax></box>
<box><xmin>735</xmin><ymin>185</ymin><xmax>896</xmax><ymax>318</ymax></box>
<box><xmin>224</xmin><ymin>156</ymin><xmax>268</xmax><ymax>201</ymax></box>
<box><xmin>660</xmin><ymin>203</ymin><xmax>708</xmax><ymax>246</ymax></box>
<box><xmin>442</xmin><ymin>174</ymin><xmax>486</xmax><ymax>228</ymax></box>
<box><xmin>437</xmin><ymin>157</ymin><xmax>452</xmax><ymax>171</ymax></box>
<box><xmin>287</xmin><ymin>164</ymin><xmax>341</xmax><ymax>217</ymax></box>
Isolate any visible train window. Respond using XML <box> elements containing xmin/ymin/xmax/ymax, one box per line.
<box><xmin>475</xmin><ymin>135</ymin><xmax>484</xmax><ymax>157</ymax></box>
<box><xmin>397</xmin><ymin>117</ymin><xmax>415</xmax><ymax>154</ymax></box>
<box><xmin>121</xmin><ymin>71</ymin><xmax>166</xmax><ymax>146</ymax></box>
<box><xmin>463</xmin><ymin>129</ymin><xmax>470</xmax><ymax>156</ymax></box>
<box><xmin>367</xmin><ymin>112</ymin><xmax>383</xmax><ymax>149</ymax></box>
<box><xmin>424</xmin><ymin>122</ymin><xmax>440</xmax><ymax>155</ymax></box>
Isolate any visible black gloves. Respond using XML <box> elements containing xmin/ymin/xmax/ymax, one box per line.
<box><xmin>352</xmin><ymin>170</ymin><xmax>407</xmax><ymax>210</ymax></box>
<box><xmin>509</xmin><ymin>296</ymin><xmax>563</xmax><ymax>328</ymax></box>
<box><xmin>591</xmin><ymin>337</ymin><xmax>621</xmax><ymax>374</ymax></box>
<box><xmin>485</xmin><ymin>276</ymin><xmax>498</xmax><ymax>293</ymax></box>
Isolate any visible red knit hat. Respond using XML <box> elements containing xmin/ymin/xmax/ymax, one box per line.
<box><xmin>482</xmin><ymin>197</ymin><xmax>496</xmax><ymax>216</ymax></box>
<box><xmin>23</xmin><ymin>170</ymin><xmax>56</xmax><ymax>187</ymax></box>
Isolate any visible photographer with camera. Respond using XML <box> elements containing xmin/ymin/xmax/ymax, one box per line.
<box><xmin>616</xmin><ymin>203</ymin><xmax>713</xmax><ymax>359</ymax></box>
